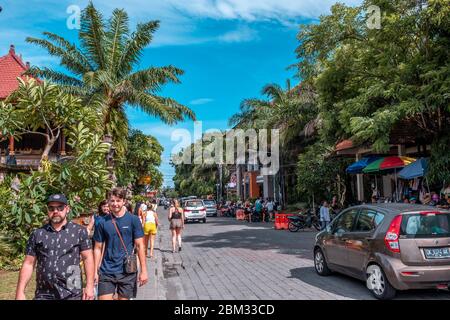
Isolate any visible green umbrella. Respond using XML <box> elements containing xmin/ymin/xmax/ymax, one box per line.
<box><xmin>362</xmin><ymin>158</ymin><xmax>385</xmax><ymax>174</ymax></box>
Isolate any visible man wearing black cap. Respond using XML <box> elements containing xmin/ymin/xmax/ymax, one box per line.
<box><xmin>15</xmin><ymin>193</ymin><xmax>95</xmax><ymax>300</ymax></box>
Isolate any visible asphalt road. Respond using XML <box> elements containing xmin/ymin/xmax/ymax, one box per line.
<box><xmin>136</xmin><ymin>207</ymin><xmax>450</xmax><ymax>300</ymax></box>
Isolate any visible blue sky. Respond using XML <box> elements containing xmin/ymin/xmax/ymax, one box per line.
<box><xmin>0</xmin><ymin>0</ymin><xmax>361</xmax><ymax>187</ymax></box>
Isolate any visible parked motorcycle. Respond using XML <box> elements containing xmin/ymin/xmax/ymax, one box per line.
<box><xmin>287</xmin><ymin>209</ymin><xmax>321</xmax><ymax>232</ymax></box>
<box><xmin>287</xmin><ymin>215</ymin><xmax>306</xmax><ymax>232</ymax></box>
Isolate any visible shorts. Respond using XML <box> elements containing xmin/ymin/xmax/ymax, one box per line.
<box><xmin>169</xmin><ymin>218</ymin><xmax>183</xmax><ymax>230</ymax></box>
<box><xmin>34</xmin><ymin>292</ymin><xmax>82</xmax><ymax>300</ymax></box>
<box><xmin>144</xmin><ymin>222</ymin><xmax>157</xmax><ymax>235</ymax></box>
<box><xmin>98</xmin><ymin>272</ymin><xmax>137</xmax><ymax>299</ymax></box>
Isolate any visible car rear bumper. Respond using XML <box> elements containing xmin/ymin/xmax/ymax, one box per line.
<box><xmin>185</xmin><ymin>213</ymin><xmax>206</xmax><ymax>220</ymax></box>
<box><xmin>381</xmin><ymin>256</ymin><xmax>450</xmax><ymax>290</ymax></box>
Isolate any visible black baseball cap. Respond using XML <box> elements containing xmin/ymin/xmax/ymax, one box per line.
<box><xmin>47</xmin><ymin>194</ymin><xmax>68</xmax><ymax>205</ymax></box>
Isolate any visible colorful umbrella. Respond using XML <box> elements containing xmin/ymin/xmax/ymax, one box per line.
<box><xmin>362</xmin><ymin>156</ymin><xmax>416</xmax><ymax>173</ymax></box>
<box><xmin>398</xmin><ymin>157</ymin><xmax>429</xmax><ymax>179</ymax></box>
<box><xmin>346</xmin><ymin>156</ymin><xmax>382</xmax><ymax>174</ymax></box>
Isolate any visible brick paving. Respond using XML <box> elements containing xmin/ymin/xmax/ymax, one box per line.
<box><xmin>136</xmin><ymin>208</ymin><xmax>450</xmax><ymax>300</ymax></box>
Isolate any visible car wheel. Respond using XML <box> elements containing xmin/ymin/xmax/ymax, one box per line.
<box><xmin>202</xmin><ymin>218</ymin><xmax>206</xmax><ymax>223</ymax></box>
<box><xmin>314</xmin><ymin>248</ymin><xmax>332</xmax><ymax>276</ymax></box>
<box><xmin>366</xmin><ymin>264</ymin><xmax>396</xmax><ymax>300</ymax></box>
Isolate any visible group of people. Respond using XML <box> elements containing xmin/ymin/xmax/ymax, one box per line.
<box><xmin>401</xmin><ymin>191</ymin><xmax>450</xmax><ymax>209</ymax></box>
<box><xmin>240</xmin><ymin>197</ymin><xmax>278</xmax><ymax>222</ymax></box>
<box><xmin>14</xmin><ymin>187</ymin><xmax>187</xmax><ymax>300</ymax></box>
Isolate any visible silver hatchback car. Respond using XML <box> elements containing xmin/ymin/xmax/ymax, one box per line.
<box><xmin>314</xmin><ymin>203</ymin><xmax>450</xmax><ymax>299</ymax></box>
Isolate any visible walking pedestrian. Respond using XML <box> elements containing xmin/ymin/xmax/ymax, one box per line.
<box><xmin>143</xmin><ymin>202</ymin><xmax>159</xmax><ymax>258</ymax></box>
<box><xmin>15</xmin><ymin>194</ymin><xmax>95</xmax><ymax>300</ymax></box>
<box><xmin>87</xmin><ymin>199</ymin><xmax>110</xmax><ymax>236</ymax></box>
<box><xmin>319</xmin><ymin>201</ymin><xmax>331</xmax><ymax>231</ymax></box>
<box><xmin>168</xmin><ymin>199</ymin><xmax>184</xmax><ymax>253</ymax></box>
<box><xmin>265</xmin><ymin>198</ymin><xmax>275</xmax><ymax>221</ymax></box>
<box><xmin>93</xmin><ymin>187</ymin><xmax>148</xmax><ymax>300</ymax></box>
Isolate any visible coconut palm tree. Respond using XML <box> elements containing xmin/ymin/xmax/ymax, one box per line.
<box><xmin>26</xmin><ymin>2</ymin><xmax>195</xmax><ymax>157</ymax></box>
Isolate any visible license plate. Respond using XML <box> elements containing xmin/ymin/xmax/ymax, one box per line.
<box><xmin>192</xmin><ymin>210</ymin><xmax>198</xmax><ymax>213</ymax></box>
<box><xmin>424</xmin><ymin>247</ymin><xmax>450</xmax><ymax>259</ymax></box>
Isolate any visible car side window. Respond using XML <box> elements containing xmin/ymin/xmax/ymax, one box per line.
<box><xmin>355</xmin><ymin>210</ymin><xmax>385</xmax><ymax>232</ymax></box>
<box><xmin>333</xmin><ymin>209</ymin><xmax>358</xmax><ymax>234</ymax></box>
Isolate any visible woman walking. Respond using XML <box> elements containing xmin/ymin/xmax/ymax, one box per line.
<box><xmin>142</xmin><ymin>202</ymin><xmax>159</xmax><ymax>258</ymax></box>
<box><xmin>168</xmin><ymin>199</ymin><xmax>184</xmax><ymax>253</ymax></box>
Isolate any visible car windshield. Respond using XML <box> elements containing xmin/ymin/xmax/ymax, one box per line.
<box><xmin>186</xmin><ymin>200</ymin><xmax>203</xmax><ymax>207</ymax></box>
<box><xmin>203</xmin><ymin>200</ymin><xmax>215</xmax><ymax>205</ymax></box>
<box><xmin>400</xmin><ymin>213</ymin><xmax>450</xmax><ymax>238</ymax></box>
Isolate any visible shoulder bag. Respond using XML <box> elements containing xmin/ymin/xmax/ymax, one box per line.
<box><xmin>111</xmin><ymin>217</ymin><xmax>138</xmax><ymax>274</ymax></box>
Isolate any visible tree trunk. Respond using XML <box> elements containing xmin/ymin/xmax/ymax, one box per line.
<box><xmin>39</xmin><ymin>134</ymin><xmax>59</xmax><ymax>171</ymax></box>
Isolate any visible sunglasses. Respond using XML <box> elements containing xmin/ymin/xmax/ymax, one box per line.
<box><xmin>47</xmin><ymin>205</ymin><xmax>66</xmax><ymax>212</ymax></box>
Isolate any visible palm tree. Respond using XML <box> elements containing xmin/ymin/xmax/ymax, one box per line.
<box><xmin>229</xmin><ymin>80</ymin><xmax>318</xmax><ymax>146</ymax></box>
<box><xmin>26</xmin><ymin>2</ymin><xmax>195</xmax><ymax>157</ymax></box>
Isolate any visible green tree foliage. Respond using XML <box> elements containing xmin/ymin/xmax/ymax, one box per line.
<box><xmin>0</xmin><ymin>79</ymin><xmax>101</xmax><ymax>167</ymax></box>
<box><xmin>296</xmin><ymin>143</ymin><xmax>352</xmax><ymax>205</ymax></box>
<box><xmin>26</xmin><ymin>2</ymin><xmax>195</xmax><ymax>158</ymax></box>
<box><xmin>172</xmin><ymin>133</ymin><xmax>229</xmax><ymax>197</ymax></box>
<box><xmin>0</xmin><ymin>124</ymin><xmax>112</xmax><ymax>258</ymax></box>
<box><xmin>116</xmin><ymin>129</ymin><xmax>164</xmax><ymax>189</ymax></box>
<box><xmin>295</xmin><ymin>0</ymin><xmax>450</xmax><ymax>179</ymax></box>
<box><xmin>0</xmin><ymin>84</ymin><xmax>113</xmax><ymax>264</ymax></box>
<box><xmin>229</xmin><ymin>80</ymin><xmax>318</xmax><ymax>147</ymax></box>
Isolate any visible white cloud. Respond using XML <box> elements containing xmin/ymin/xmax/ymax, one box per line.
<box><xmin>218</xmin><ymin>25</ymin><xmax>259</xmax><ymax>43</ymax></box>
<box><xmin>165</xmin><ymin>0</ymin><xmax>363</xmax><ymax>22</ymax></box>
<box><xmin>189</xmin><ymin>98</ymin><xmax>214</xmax><ymax>105</ymax></box>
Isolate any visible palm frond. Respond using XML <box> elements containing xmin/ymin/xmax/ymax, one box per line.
<box><xmin>126</xmin><ymin>66</ymin><xmax>183</xmax><ymax>92</ymax></box>
<box><xmin>26</xmin><ymin>67</ymin><xmax>83</xmax><ymax>87</ymax></box>
<box><xmin>128</xmin><ymin>91</ymin><xmax>179</xmax><ymax>124</ymax></box>
<box><xmin>80</xmin><ymin>2</ymin><xmax>106</xmax><ymax>69</ymax></box>
<box><xmin>42</xmin><ymin>32</ymin><xmax>93</xmax><ymax>71</ymax></box>
<box><xmin>261</xmin><ymin>83</ymin><xmax>284</xmax><ymax>100</ymax></box>
<box><xmin>106</xmin><ymin>8</ymin><xmax>129</xmax><ymax>74</ymax></box>
<box><xmin>25</xmin><ymin>37</ymin><xmax>89</xmax><ymax>75</ymax></box>
<box><xmin>117</xmin><ymin>20</ymin><xmax>160</xmax><ymax>76</ymax></box>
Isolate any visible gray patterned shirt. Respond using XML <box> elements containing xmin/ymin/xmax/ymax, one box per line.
<box><xmin>25</xmin><ymin>221</ymin><xmax>92</xmax><ymax>299</ymax></box>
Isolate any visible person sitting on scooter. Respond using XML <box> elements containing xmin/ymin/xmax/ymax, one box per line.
<box><xmin>254</xmin><ymin>198</ymin><xmax>263</xmax><ymax>222</ymax></box>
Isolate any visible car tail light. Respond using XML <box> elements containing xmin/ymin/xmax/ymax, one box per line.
<box><xmin>385</xmin><ymin>215</ymin><xmax>402</xmax><ymax>253</ymax></box>
<box><xmin>184</xmin><ymin>209</ymin><xmax>191</xmax><ymax>213</ymax></box>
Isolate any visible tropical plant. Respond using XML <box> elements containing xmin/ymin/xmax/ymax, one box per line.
<box><xmin>229</xmin><ymin>80</ymin><xmax>318</xmax><ymax>146</ymax></box>
<box><xmin>296</xmin><ymin>143</ymin><xmax>352</xmax><ymax>206</ymax></box>
<box><xmin>116</xmin><ymin>129</ymin><xmax>164</xmax><ymax>189</ymax></box>
<box><xmin>295</xmin><ymin>0</ymin><xmax>450</xmax><ymax>179</ymax></box>
<box><xmin>0</xmin><ymin>111</ymin><xmax>113</xmax><ymax>258</ymax></box>
<box><xmin>26</xmin><ymin>2</ymin><xmax>196</xmax><ymax>158</ymax></box>
<box><xmin>0</xmin><ymin>79</ymin><xmax>101</xmax><ymax>168</ymax></box>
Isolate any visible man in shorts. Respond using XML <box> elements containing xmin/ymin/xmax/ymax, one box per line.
<box><xmin>93</xmin><ymin>187</ymin><xmax>148</xmax><ymax>300</ymax></box>
<box><xmin>16</xmin><ymin>194</ymin><xmax>95</xmax><ymax>300</ymax></box>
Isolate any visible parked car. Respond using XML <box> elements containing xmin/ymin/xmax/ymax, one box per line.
<box><xmin>183</xmin><ymin>199</ymin><xmax>207</xmax><ymax>223</ymax></box>
<box><xmin>313</xmin><ymin>203</ymin><xmax>450</xmax><ymax>299</ymax></box>
<box><xmin>203</xmin><ymin>199</ymin><xmax>217</xmax><ymax>217</ymax></box>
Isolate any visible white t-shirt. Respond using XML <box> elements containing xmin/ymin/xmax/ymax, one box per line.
<box><xmin>145</xmin><ymin>210</ymin><xmax>156</xmax><ymax>223</ymax></box>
